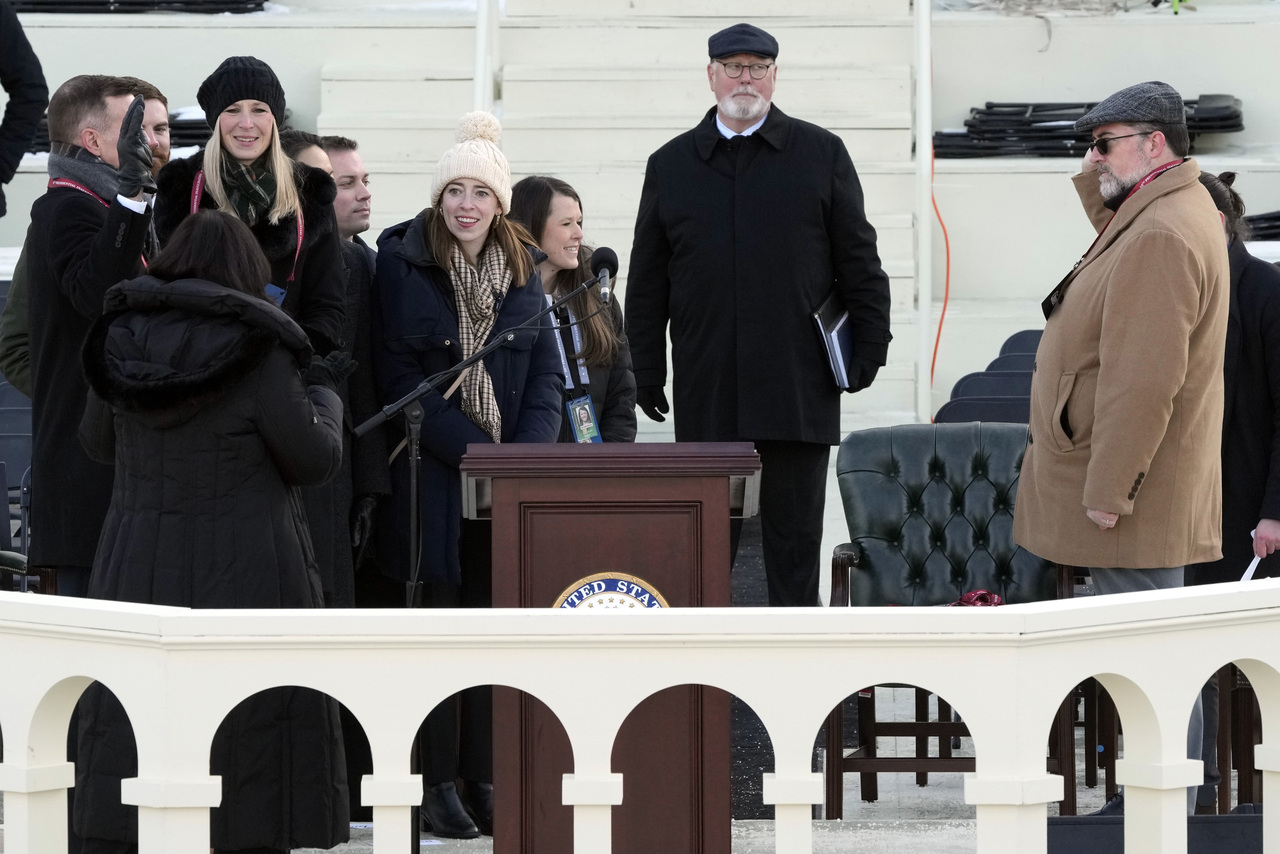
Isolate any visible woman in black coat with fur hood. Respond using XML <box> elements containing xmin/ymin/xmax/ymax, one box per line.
<box><xmin>154</xmin><ymin>56</ymin><xmax>345</xmax><ymax>357</ymax></box>
<box><xmin>74</xmin><ymin>210</ymin><xmax>351</xmax><ymax>854</ymax></box>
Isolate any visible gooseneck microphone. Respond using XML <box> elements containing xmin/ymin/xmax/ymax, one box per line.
<box><xmin>590</xmin><ymin>246</ymin><xmax>619</xmax><ymax>305</ymax></box>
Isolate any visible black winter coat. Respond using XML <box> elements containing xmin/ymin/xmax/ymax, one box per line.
<box><xmin>27</xmin><ymin>186</ymin><xmax>149</xmax><ymax>568</ymax></box>
<box><xmin>626</xmin><ymin>105</ymin><xmax>893</xmax><ymax>444</ymax></box>
<box><xmin>372</xmin><ymin>211</ymin><xmax>563</xmax><ymax>586</ymax></box>
<box><xmin>1189</xmin><ymin>238</ymin><xmax>1280</xmax><ymax>585</ymax></box>
<box><xmin>300</xmin><ymin>236</ymin><xmax>392</xmax><ymax>606</ymax></box>
<box><xmin>552</xmin><ymin>299</ymin><xmax>637</xmax><ymax>443</ymax></box>
<box><xmin>155</xmin><ymin>154</ymin><xmax>347</xmax><ymax>355</ymax></box>
<box><xmin>74</xmin><ymin>275</ymin><xmax>349</xmax><ymax>850</ymax></box>
<box><xmin>0</xmin><ymin>0</ymin><xmax>48</xmax><ymax>218</ymax></box>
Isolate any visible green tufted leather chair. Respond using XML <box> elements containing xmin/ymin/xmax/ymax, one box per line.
<box><xmin>822</xmin><ymin>422</ymin><xmax>1076</xmax><ymax>817</ymax></box>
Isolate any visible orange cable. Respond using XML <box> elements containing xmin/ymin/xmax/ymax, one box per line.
<box><xmin>929</xmin><ymin>146</ymin><xmax>951</xmax><ymax>388</ymax></box>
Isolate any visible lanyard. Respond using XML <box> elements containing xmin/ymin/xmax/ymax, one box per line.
<box><xmin>48</xmin><ymin>178</ymin><xmax>149</xmax><ymax>269</ymax></box>
<box><xmin>191</xmin><ymin>168</ymin><xmax>303</xmax><ymax>283</ymax></box>
<box><xmin>546</xmin><ymin>294</ymin><xmax>590</xmax><ymax>391</ymax></box>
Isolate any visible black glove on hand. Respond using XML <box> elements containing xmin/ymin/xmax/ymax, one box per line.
<box><xmin>305</xmin><ymin>351</ymin><xmax>356</xmax><ymax>392</ymax></box>
<box><xmin>846</xmin><ymin>358</ymin><xmax>881</xmax><ymax>394</ymax></box>
<box><xmin>635</xmin><ymin>386</ymin><xmax>670</xmax><ymax>423</ymax></box>
<box><xmin>116</xmin><ymin>95</ymin><xmax>156</xmax><ymax>199</ymax></box>
<box><xmin>350</xmin><ymin>495</ymin><xmax>378</xmax><ymax>551</ymax></box>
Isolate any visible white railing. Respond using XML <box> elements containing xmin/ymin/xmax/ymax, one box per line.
<box><xmin>2</xmin><ymin>580</ymin><xmax>1279</xmax><ymax>854</ymax></box>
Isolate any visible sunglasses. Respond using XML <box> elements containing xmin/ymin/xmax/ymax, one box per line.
<box><xmin>1086</xmin><ymin>131</ymin><xmax>1151</xmax><ymax>155</ymax></box>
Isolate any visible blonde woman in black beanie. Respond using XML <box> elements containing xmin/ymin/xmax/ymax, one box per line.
<box><xmin>154</xmin><ymin>55</ymin><xmax>345</xmax><ymax>356</ymax></box>
<box><xmin>370</xmin><ymin>111</ymin><xmax>563</xmax><ymax>838</ymax></box>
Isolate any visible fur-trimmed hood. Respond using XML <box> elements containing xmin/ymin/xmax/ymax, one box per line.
<box><xmin>83</xmin><ymin>276</ymin><xmax>313</xmax><ymax>429</ymax></box>
<box><xmin>154</xmin><ymin>154</ymin><xmax>338</xmax><ymax>264</ymax></box>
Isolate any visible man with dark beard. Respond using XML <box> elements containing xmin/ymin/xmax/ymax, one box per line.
<box><xmin>1013</xmin><ymin>81</ymin><xmax>1229</xmax><ymax>815</ymax></box>
<box><xmin>626</xmin><ymin>22</ymin><xmax>892</xmax><ymax>607</ymax></box>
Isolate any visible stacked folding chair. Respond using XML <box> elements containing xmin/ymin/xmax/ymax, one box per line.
<box><xmin>935</xmin><ymin>329</ymin><xmax>1038</xmax><ymax>423</ymax></box>
<box><xmin>935</xmin><ymin>95</ymin><xmax>1244</xmax><ymax>158</ymax></box>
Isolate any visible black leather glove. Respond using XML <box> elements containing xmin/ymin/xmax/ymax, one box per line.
<box><xmin>350</xmin><ymin>494</ymin><xmax>378</xmax><ymax>552</ymax></box>
<box><xmin>846</xmin><ymin>358</ymin><xmax>881</xmax><ymax>394</ymax></box>
<box><xmin>305</xmin><ymin>351</ymin><xmax>356</xmax><ymax>392</ymax></box>
<box><xmin>636</xmin><ymin>386</ymin><xmax>670</xmax><ymax>423</ymax></box>
<box><xmin>115</xmin><ymin>95</ymin><xmax>156</xmax><ymax>199</ymax></box>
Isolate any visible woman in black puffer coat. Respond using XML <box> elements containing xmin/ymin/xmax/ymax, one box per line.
<box><xmin>74</xmin><ymin>210</ymin><xmax>350</xmax><ymax>854</ymax></box>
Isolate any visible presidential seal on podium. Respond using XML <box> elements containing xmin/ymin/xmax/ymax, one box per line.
<box><xmin>553</xmin><ymin>572</ymin><xmax>670</xmax><ymax>610</ymax></box>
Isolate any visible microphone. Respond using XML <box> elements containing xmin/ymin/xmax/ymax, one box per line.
<box><xmin>590</xmin><ymin>246</ymin><xmax>619</xmax><ymax>305</ymax></box>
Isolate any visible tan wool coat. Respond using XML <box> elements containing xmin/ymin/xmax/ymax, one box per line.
<box><xmin>1013</xmin><ymin>158</ymin><xmax>1229</xmax><ymax>569</ymax></box>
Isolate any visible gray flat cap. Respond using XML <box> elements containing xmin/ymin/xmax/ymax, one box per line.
<box><xmin>708</xmin><ymin>23</ymin><xmax>779</xmax><ymax>60</ymax></box>
<box><xmin>1075</xmin><ymin>81</ymin><xmax>1186</xmax><ymax>130</ymax></box>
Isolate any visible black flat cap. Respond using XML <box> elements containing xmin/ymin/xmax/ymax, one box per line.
<box><xmin>708</xmin><ymin>23</ymin><xmax>779</xmax><ymax>60</ymax></box>
<box><xmin>1075</xmin><ymin>81</ymin><xmax>1186</xmax><ymax>131</ymax></box>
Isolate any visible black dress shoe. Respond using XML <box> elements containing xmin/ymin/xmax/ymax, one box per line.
<box><xmin>1091</xmin><ymin>791</ymin><xmax>1124</xmax><ymax>816</ymax></box>
<box><xmin>461</xmin><ymin>780</ymin><xmax>494</xmax><ymax>836</ymax></box>
<box><xmin>421</xmin><ymin>781</ymin><xmax>480</xmax><ymax>839</ymax></box>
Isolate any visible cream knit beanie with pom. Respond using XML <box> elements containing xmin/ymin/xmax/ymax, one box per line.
<box><xmin>431</xmin><ymin>111</ymin><xmax>513</xmax><ymax>214</ymax></box>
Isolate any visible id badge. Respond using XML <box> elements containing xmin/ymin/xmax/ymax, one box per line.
<box><xmin>264</xmin><ymin>283</ymin><xmax>287</xmax><ymax>306</ymax></box>
<box><xmin>567</xmin><ymin>396</ymin><xmax>602</xmax><ymax>443</ymax></box>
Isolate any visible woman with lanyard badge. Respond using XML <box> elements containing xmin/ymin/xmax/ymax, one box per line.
<box><xmin>371</xmin><ymin>112</ymin><xmax>562</xmax><ymax>838</ymax></box>
<box><xmin>510</xmin><ymin>175</ymin><xmax>637</xmax><ymax>443</ymax></box>
<box><xmin>154</xmin><ymin>56</ymin><xmax>345</xmax><ymax>356</ymax></box>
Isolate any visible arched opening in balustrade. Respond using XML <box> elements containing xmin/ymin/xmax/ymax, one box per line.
<box><xmin>67</xmin><ymin>678</ymin><xmax>140</xmax><ymax>848</ymax></box>
<box><xmin>414</xmin><ymin>682</ymin><xmax>574</xmax><ymax>844</ymax></box>
<box><xmin>206</xmin><ymin>684</ymin><xmax>349</xmax><ymax>851</ymax></box>
<box><xmin>1183</xmin><ymin>657</ymin><xmax>1280</xmax><ymax>816</ymax></box>
<box><xmin>605</xmin><ymin>682</ymin><xmax>750</xmax><ymax>851</ymax></box>
<box><xmin>819</xmin><ymin>681</ymin><xmax>977</xmax><ymax>824</ymax></box>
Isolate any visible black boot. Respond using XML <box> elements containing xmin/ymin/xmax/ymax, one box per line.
<box><xmin>421</xmin><ymin>781</ymin><xmax>480</xmax><ymax>839</ymax></box>
<box><xmin>461</xmin><ymin>780</ymin><xmax>493</xmax><ymax>836</ymax></box>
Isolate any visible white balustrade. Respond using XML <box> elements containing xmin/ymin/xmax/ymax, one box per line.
<box><xmin>2</xmin><ymin>579</ymin><xmax>1278</xmax><ymax>854</ymax></box>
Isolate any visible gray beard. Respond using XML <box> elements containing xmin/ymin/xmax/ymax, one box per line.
<box><xmin>1100</xmin><ymin>174</ymin><xmax>1140</xmax><ymax>211</ymax></box>
<box><xmin>718</xmin><ymin>90</ymin><xmax>769</xmax><ymax>123</ymax></box>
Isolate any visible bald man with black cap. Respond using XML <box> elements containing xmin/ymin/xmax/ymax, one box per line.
<box><xmin>1013</xmin><ymin>81</ymin><xmax>1229</xmax><ymax>815</ymax></box>
<box><xmin>627</xmin><ymin>22</ymin><xmax>892</xmax><ymax>607</ymax></box>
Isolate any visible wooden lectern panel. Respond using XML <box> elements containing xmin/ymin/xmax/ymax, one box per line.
<box><xmin>461</xmin><ymin>443</ymin><xmax>757</xmax><ymax>854</ymax></box>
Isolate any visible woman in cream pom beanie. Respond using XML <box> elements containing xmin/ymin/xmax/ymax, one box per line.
<box><xmin>430</xmin><ymin>111</ymin><xmax>513</xmax><ymax>214</ymax></box>
<box><xmin>369</xmin><ymin>111</ymin><xmax>563</xmax><ymax>838</ymax></box>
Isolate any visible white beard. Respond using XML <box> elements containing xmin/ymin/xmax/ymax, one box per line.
<box><xmin>718</xmin><ymin>89</ymin><xmax>769</xmax><ymax>123</ymax></box>
<box><xmin>1097</xmin><ymin>156</ymin><xmax>1153</xmax><ymax>204</ymax></box>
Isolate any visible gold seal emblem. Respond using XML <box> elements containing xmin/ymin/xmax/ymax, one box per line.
<box><xmin>553</xmin><ymin>572</ymin><xmax>670</xmax><ymax>610</ymax></box>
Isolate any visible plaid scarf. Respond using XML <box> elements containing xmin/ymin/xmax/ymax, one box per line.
<box><xmin>221</xmin><ymin>154</ymin><xmax>276</xmax><ymax>226</ymax></box>
<box><xmin>449</xmin><ymin>240</ymin><xmax>513</xmax><ymax>442</ymax></box>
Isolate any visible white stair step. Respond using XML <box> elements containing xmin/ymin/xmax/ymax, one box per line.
<box><xmin>501</xmin><ymin>64</ymin><xmax>911</xmax><ymax>117</ymax></box>
<box><xmin>502</xmin><ymin>117</ymin><xmax>913</xmax><ymax>164</ymax></box>
<box><xmin>505</xmin><ymin>0</ymin><xmax>910</xmax><ymax>18</ymax></box>
<box><xmin>499</xmin><ymin>18</ymin><xmax>915</xmax><ymax>69</ymax></box>
<box><xmin>321</xmin><ymin>64</ymin><xmax>474</xmax><ymax>116</ymax></box>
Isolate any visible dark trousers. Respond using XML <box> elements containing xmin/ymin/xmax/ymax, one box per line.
<box><xmin>417</xmin><ymin>518</ymin><xmax>493</xmax><ymax>786</ymax></box>
<box><xmin>730</xmin><ymin>440</ymin><xmax>830</xmax><ymax>607</ymax></box>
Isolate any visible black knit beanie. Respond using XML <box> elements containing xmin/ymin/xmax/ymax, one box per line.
<box><xmin>197</xmin><ymin>56</ymin><xmax>286</xmax><ymax>128</ymax></box>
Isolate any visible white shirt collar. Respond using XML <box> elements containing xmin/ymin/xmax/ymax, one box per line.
<box><xmin>716</xmin><ymin>111</ymin><xmax>768</xmax><ymax>139</ymax></box>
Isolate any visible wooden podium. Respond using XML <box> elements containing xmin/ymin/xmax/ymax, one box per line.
<box><xmin>459</xmin><ymin>442</ymin><xmax>761</xmax><ymax>854</ymax></box>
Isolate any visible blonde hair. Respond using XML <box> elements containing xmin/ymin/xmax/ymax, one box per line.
<box><xmin>201</xmin><ymin>119</ymin><xmax>300</xmax><ymax>226</ymax></box>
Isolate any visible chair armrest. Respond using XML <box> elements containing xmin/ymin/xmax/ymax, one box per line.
<box><xmin>830</xmin><ymin>543</ymin><xmax>859</xmax><ymax>608</ymax></box>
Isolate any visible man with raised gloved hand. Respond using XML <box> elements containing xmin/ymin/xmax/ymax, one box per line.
<box><xmin>626</xmin><ymin>23</ymin><xmax>893</xmax><ymax>606</ymax></box>
<box><xmin>26</xmin><ymin>76</ymin><xmax>159</xmax><ymax>598</ymax></box>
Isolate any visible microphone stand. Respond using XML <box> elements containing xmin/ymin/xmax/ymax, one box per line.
<box><xmin>352</xmin><ymin>272</ymin><xmax>610</xmax><ymax>608</ymax></box>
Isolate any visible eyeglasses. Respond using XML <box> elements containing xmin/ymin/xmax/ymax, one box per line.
<box><xmin>716</xmin><ymin>60</ymin><xmax>774</xmax><ymax>80</ymax></box>
<box><xmin>1086</xmin><ymin>132</ymin><xmax>1151</xmax><ymax>155</ymax></box>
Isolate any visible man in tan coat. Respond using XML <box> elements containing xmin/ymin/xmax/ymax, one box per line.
<box><xmin>1013</xmin><ymin>81</ymin><xmax>1229</xmax><ymax>815</ymax></box>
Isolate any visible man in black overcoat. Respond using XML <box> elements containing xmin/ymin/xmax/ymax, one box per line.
<box><xmin>27</xmin><ymin>75</ymin><xmax>159</xmax><ymax>595</ymax></box>
<box><xmin>0</xmin><ymin>0</ymin><xmax>48</xmax><ymax>220</ymax></box>
<box><xmin>626</xmin><ymin>22</ymin><xmax>893</xmax><ymax>606</ymax></box>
